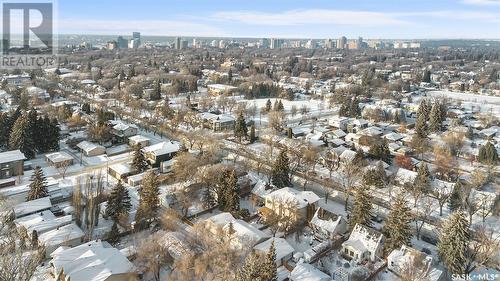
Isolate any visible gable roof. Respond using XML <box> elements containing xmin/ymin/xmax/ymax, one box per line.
<box><xmin>265</xmin><ymin>187</ymin><xmax>320</xmax><ymax>209</ymax></box>
<box><xmin>51</xmin><ymin>240</ymin><xmax>134</xmax><ymax>281</ymax></box>
<box><xmin>143</xmin><ymin>141</ymin><xmax>181</xmax><ymax>156</ymax></box>
<box><xmin>0</xmin><ymin>150</ymin><xmax>26</xmax><ymax>164</ymax></box>
<box><xmin>343</xmin><ymin>224</ymin><xmax>383</xmax><ymax>254</ymax></box>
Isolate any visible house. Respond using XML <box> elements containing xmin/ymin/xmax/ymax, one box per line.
<box><xmin>108</xmin><ymin>163</ymin><xmax>134</xmax><ymax>180</ymax></box>
<box><xmin>39</xmin><ymin>223</ymin><xmax>85</xmax><ymax>256</ymax></box>
<box><xmin>76</xmin><ymin>141</ymin><xmax>105</xmax><ymax>157</ymax></box>
<box><xmin>254</xmin><ymin>237</ymin><xmax>294</xmax><ymax>267</ymax></box>
<box><xmin>207</xmin><ymin>84</ymin><xmax>237</xmax><ymax>96</ymax></box>
<box><xmin>394</xmin><ymin>168</ymin><xmax>418</xmax><ymax>186</ymax></box>
<box><xmin>14</xmin><ymin>211</ymin><xmax>72</xmax><ymax>237</ymax></box>
<box><xmin>50</xmin><ymin>240</ymin><xmax>138</xmax><ymax>281</ymax></box>
<box><xmin>0</xmin><ymin>150</ymin><xmax>26</xmax><ymax>181</ymax></box>
<box><xmin>4</xmin><ymin>74</ymin><xmax>31</xmax><ymax>86</ymax></box>
<box><xmin>205</xmin><ymin>212</ymin><xmax>270</xmax><ymax>249</ymax></box>
<box><xmin>289</xmin><ymin>262</ymin><xmax>331</xmax><ymax>281</ymax></box>
<box><xmin>341</xmin><ymin>224</ymin><xmax>384</xmax><ymax>263</ymax></box>
<box><xmin>339</xmin><ymin>149</ymin><xmax>357</xmax><ymax>164</ymax></box>
<box><xmin>45</xmin><ymin>151</ymin><xmax>74</xmax><ymax>168</ymax></box>
<box><xmin>111</xmin><ymin>121</ymin><xmax>138</xmax><ymax>143</ymax></box>
<box><xmin>310</xmin><ymin>207</ymin><xmax>348</xmax><ymax>240</ymax></box>
<box><xmin>129</xmin><ymin>135</ymin><xmax>151</xmax><ymax>148</ymax></box>
<box><xmin>143</xmin><ymin>141</ymin><xmax>181</xmax><ymax>167</ymax></box>
<box><xmin>358</xmin><ymin>127</ymin><xmax>383</xmax><ymax>146</ymax></box>
<box><xmin>329</xmin><ymin>116</ymin><xmax>350</xmax><ymax>131</ymax></box>
<box><xmin>263</xmin><ymin>187</ymin><xmax>320</xmax><ymax>222</ymax></box>
<box><xmin>347</xmin><ymin>119</ymin><xmax>369</xmax><ymax>133</ymax></box>
<box><xmin>387</xmin><ymin>246</ymin><xmax>444</xmax><ymax>281</ymax></box>
<box><xmin>383</xmin><ymin>132</ymin><xmax>404</xmax><ymax>142</ymax></box>
<box><xmin>13</xmin><ymin>196</ymin><xmax>52</xmax><ymax>218</ymax></box>
<box><xmin>198</xmin><ymin>112</ymin><xmax>235</xmax><ymax>131</ymax></box>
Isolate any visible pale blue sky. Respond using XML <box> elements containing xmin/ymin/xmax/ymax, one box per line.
<box><xmin>56</xmin><ymin>0</ymin><xmax>500</xmax><ymax>39</ymax></box>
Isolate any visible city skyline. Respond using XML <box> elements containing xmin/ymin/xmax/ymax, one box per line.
<box><xmin>53</xmin><ymin>0</ymin><xmax>500</xmax><ymax>39</ymax></box>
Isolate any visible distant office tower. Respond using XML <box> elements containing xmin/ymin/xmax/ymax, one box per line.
<box><xmin>117</xmin><ymin>36</ymin><xmax>128</xmax><ymax>49</ymax></box>
<box><xmin>270</xmin><ymin>38</ymin><xmax>283</xmax><ymax>49</ymax></box>
<box><xmin>305</xmin><ymin>40</ymin><xmax>316</xmax><ymax>49</ymax></box>
<box><xmin>128</xmin><ymin>39</ymin><xmax>139</xmax><ymax>49</ymax></box>
<box><xmin>338</xmin><ymin>36</ymin><xmax>347</xmax><ymax>49</ymax></box>
<box><xmin>325</xmin><ymin>39</ymin><xmax>335</xmax><ymax>49</ymax></box>
<box><xmin>132</xmin><ymin>32</ymin><xmax>141</xmax><ymax>46</ymax></box>
<box><xmin>193</xmin><ymin>38</ymin><xmax>201</xmax><ymax>48</ymax></box>
<box><xmin>259</xmin><ymin>38</ymin><xmax>270</xmax><ymax>48</ymax></box>
<box><xmin>357</xmin><ymin>37</ymin><xmax>363</xmax><ymax>49</ymax></box>
<box><xmin>218</xmin><ymin>40</ymin><xmax>226</xmax><ymax>49</ymax></box>
<box><xmin>181</xmin><ymin>40</ymin><xmax>188</xmax><ymax>49</ymax></box>
<box><xmin>174</xmin><ymin>37</ymin><xmax>182</xmax><ymax>49</ymax></box>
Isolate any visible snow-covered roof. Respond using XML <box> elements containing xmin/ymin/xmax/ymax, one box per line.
<box><xmin>13</xmin><ymin>197</ymin><xmax>52</xmax><ymax>218</ymax></box>
<box><xmin>45</xmin><ymin>151</ymin><xmax>73</xmax><ymax>163</ymax></box>
<box><xmin>14</xmin><ymin>212</ymin><xmax>72</xmax><ymax>236</ymax></box>
<box><xmin>384</xmin><ymin>132</ymin><xmax>404</xmax><ymax>141</ymax></box>
<box><xmin>39</xmin><ymin>223</ymin><xmax>84</xmax><ymax>247</ymax></box>
<box><xmin>254</xmin><ymin>237</ymin><xmax>294</xmax><ymax>262</ymax></box>
<box><xmin>0</xmin><ymin>150</ymin><xmax>26</xmax><ymax>164</ymax></box>
<box><xmin>343</xmin><ymin>224</ymin><xmax>383</xmax><ymax>255</ymax></box>
<box><xmin>387</xmin><ymin>245</ymin><xmax>443</xmax><ymax>281</ymax></box>
<box><xmin>76</xmin><ymin>141</ymin><xmax>105</xmax><ymax>153</ymax></box>
<box><xmin>289</xmin><ymin>262</ymin><xmax>331</xmax><ymax>281</ymax></box>
<box><xmin>108</xmin><ymin>163</ymin><xmax>132</xmax><ymax>176</ymax></box>
<box><xmin>265</xmin><ymin>187</ymin><xmax>320</xmax><ymax>209</ymax></box>
<box><xmin>51</xmin><ymin>240</ymin><xmax>134</xmax><ymax>281</ymax></box>
<box><xmin>207</xmin><ymin>212</ymin><xmax>270</xmax><ymax>247</ymax></box>
<box><xmin>143</xmin><ymin>141</ymin><xmax>181</xmax><ymax>156</ymax></box>
<box><xmin>339</xmin><ymin>149</ymin><xmax>356</xmax><ymax>162</ymax></box>
<box><xmin>129</xmin><ymin>134</ymin><xmax>150</xmax><ymax>143</ymax></box>
<box><xmin>394</xmin><ymin>168</ymin><xmax>418</xmax><ymax>185</ymax></box>
<box><xmin>310</xmin><ymin>208</ymin><xmax>345</xmax><ymax>235</ymax></box>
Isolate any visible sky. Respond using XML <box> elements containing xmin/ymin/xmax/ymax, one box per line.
<box><xmin>53</xmin><ymin>0</ymin><xmax>500</xmax><ymax>39</ymax></box>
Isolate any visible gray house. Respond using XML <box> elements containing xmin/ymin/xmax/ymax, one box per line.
<box><xmin>0</xmin><ymin>150</ymin><xmax>26</xmax><ymax>182</ymax></box>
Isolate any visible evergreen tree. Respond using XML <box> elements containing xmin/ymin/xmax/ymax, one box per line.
<box><xmin>437</xmin><ymin>210</ymin><xmax>469</xmax><ymax>275</ymax></box>
<box><xmin>417</xmin><ymin>99</ymin><xmax>430</xmax><ymax>120</ymax></box>
<box><xmin>271</xmin><ymin>150</ymin><xmax>291</xmax><ymax>188</ymax></box>
<box><xmin>31</xmin><ymin>230</ymin><xmax>39</xmax><ymax>249</ymax></box>
<box><xmin>479</xmin><ymin>141</ymin><xmax>498</xmax><ymax>165</ymax></box>
<box><xmin>107</xmin><ymin>222</ymin><xmax>120</xmax><ymax>244</ymax></box>
<box><xmin>249</xmin><ymin>125</ymin><xmax>256</xmax><ymax>143</ymax></box>
<box><xmin>265</xmin><ymin>99</ymin><xmax>272</xmax><ymax>112</ymax></box>
<box><xmin>150</xmin><ymin>80</ymin><xmax>161</xmax><ymax>100</ymax></box>
<box><xmin>48</xmin><ymin>117</ymin><xmax>61</xmax><ymax>151</ymax></box>
<box><xmin>349</xmin><ymin>186</ymin><xmax>373</xmax><ymax>229</ymax></box>
<box><xmin>261</xmin><ymin>241</ymin><xmax>278</xmax><ymax>281</ymax></box>
<box><xmin>422</xmin><ymin>70</ymin><xmax>431</xmax><ymax>83</ymax></box>
<box><xmin>27</xmin><ymin>166</ymin><xmax>48</xmax><ymax>200</ymax></box>
<box><xmin>368</xmin><ymin>140</ymin><xmax>391</xmax><ymax>162</ymax></box>
<box><xmin>236</xmin><ymin>251</ymin><xmax>264</xmax><ymax>281</ymax></box>
<box><xmin>105</xmin><ymin>181</ymin><xmax>132</xmax><ymax>222</ymax></box>
<box><xmin>221</xmin><ymin>170</ymin><xmax>240</xmax><ymax>213</ymax></box>
<box><xmin>9</xmin><ymin>113</ymin><xmax>36</xmax><ymax>158</ymax></box>
<box><xmin>277</xmin><ymin>100</ymin><xmax>284</xmax><ymax>111</ymax></box>
<box><xmin>134</xmin><ymin>171</ymin><xmax>160</xmax><ymax>229</ymax></box>
<box><xmin>234</xmin><ymin>112</ymin><xmax>248</xmax><ymax>142</ymax></box>
<box><xmin>131</xmin><ymin>145</ymin><xmax>148</xmax><ymax>172</ymax></box>
<box><xmin>383</xmin><ymin>193</ymin><xmax>413</xmax><ymax>254</ymax></box>
<box><xmin>363</xmin><ymin>165</ymin><xmax>385</xmax><ymax>189</ymax></box>
<box><xmin>415</xmin><ymin>112</ymin><xmax>428</xmax><ymax>139</ymax></box>
<box><xmin>448</xmin><ymin>180</ymin><xmax>463</xmax><ymax>212</ymax></box>
<box><xmin>429</xmin><ymin>102</ymin><xmax>443</xmax><ymax>132</ymax></box>
<box><xmin>413</xmin><ymin>162</ymin><xmax>431</xmax><ymax>194</ymax></box>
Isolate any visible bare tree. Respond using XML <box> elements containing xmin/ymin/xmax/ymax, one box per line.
<box><xmin>338</xmin><ymin>160</ymin><xmax>362</xmax><ymax>211</ymax></box>
<box><xmin>464</xmin><ymin>226</ymin><xmax>500</xmax><ymax>274</ymax></box>
<box><xmin>414</xmin><ymin>196</ymin><xmax>434</xmax><ymax>240</ymax></box>
<box><xmin>135</xmin><ymin>232</ymin><xmax>174</xmax><ymax>281</ymax></box>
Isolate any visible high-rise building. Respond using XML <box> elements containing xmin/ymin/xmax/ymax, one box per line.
<box><xmin>325</xmin><ymin>39</ymin><xmax>335</xmax><ymax>49</ymax></box>
<box><xmin>259</xmin><ymin>38</ymin><xmax>270</xmax><ymax>48</ymax></box>
<box><xmin>174</xmin><ymin>37</ymin><xmax>182</xmax><ymax>49</ymax></box>
<box><xmin>338</xmin><ymin>36</ymin><xmax>347</xmax><ymax>49</ymax></box>
<box><xmin>128</xmin><ymin>39</ymin><xmax>139</xmax><ymax>49</ymax></box>
<box><xmin>117</xmin><ymin>36</ymin><xmax>128</xmax><ymax>49</ymax></box>
<box><xmin>270</xmin><ymin>38</ymin><xmax>283</xmax><ymax>49</ymax></box>
<box><xmin>181</xmin><ymin>40</ymin><xmax>188</xmax><ymax>49</ymax></box>
<box><xmin>132</xmin><ymin>32</ymin><xmax>141</xmax><ymax>46</ymax></box>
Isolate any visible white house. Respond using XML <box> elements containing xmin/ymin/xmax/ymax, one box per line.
<box><xmin>50</xmin><ymin>240</ymin><xmax>137</xmax><ymax>281</ymax></box>
<box><xmin>387</xmin><ymin>245</ymin><xmax>444</xmax><ymax>281</ymax></box>
<box><xmin>45</xmin><ymin>151</ymin><xmax>74</xmax><ymax>167</ymax></box>
<box><xmin>394</xmin><ymin>168</ymin><xmax>418</xmax><ymax>186</ymax></box>
<box><xmin>13</xmin><ymin>196</ymin><xmax>52</xmax><ymax>218</ymax></box>
<box><xmin>205</xmin><ymin>212</ymin><xmax>270</xmax><ymax>249</ymax></box>
<box><xmin>14</xmin><ymin>211</ymin><xmax>72</xmax><ymax>237</ymax></box>
<box><xmin>39</xmin><ymin>223</ymin><xmax>85</xmax><ymax>256</ymax></box>
<box><xmin>263</xmin><ymin>187</ymin><xmax>320</xmax><ymax>222</ymax></box>
<box><xmin>254</xmin><ymin>237</ymin><xmax>294</xmax><ymax>266</ymax></box>
<box><xmin>310</xmin><ymin>207</ymin><xmax>348</xmax><ymax>240</ymax></box>
<box><xmin>76</xmin><ymin>141</ymin><xmax>106</xmax><ymax>157</ymax></box>
<box><xmin>289</xmin><ymin>262</ymin><xmax>331</xmax><ymax>281</ymax></box>
<box><xmin>341</xmin><ymin>224</ymin><xmax>384</xmax><ymax>263</ymax></box>
<box><xmin>129</xmin><ymin>135</ymin><xmax>151</xmax><ymax>148</ymax></box>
